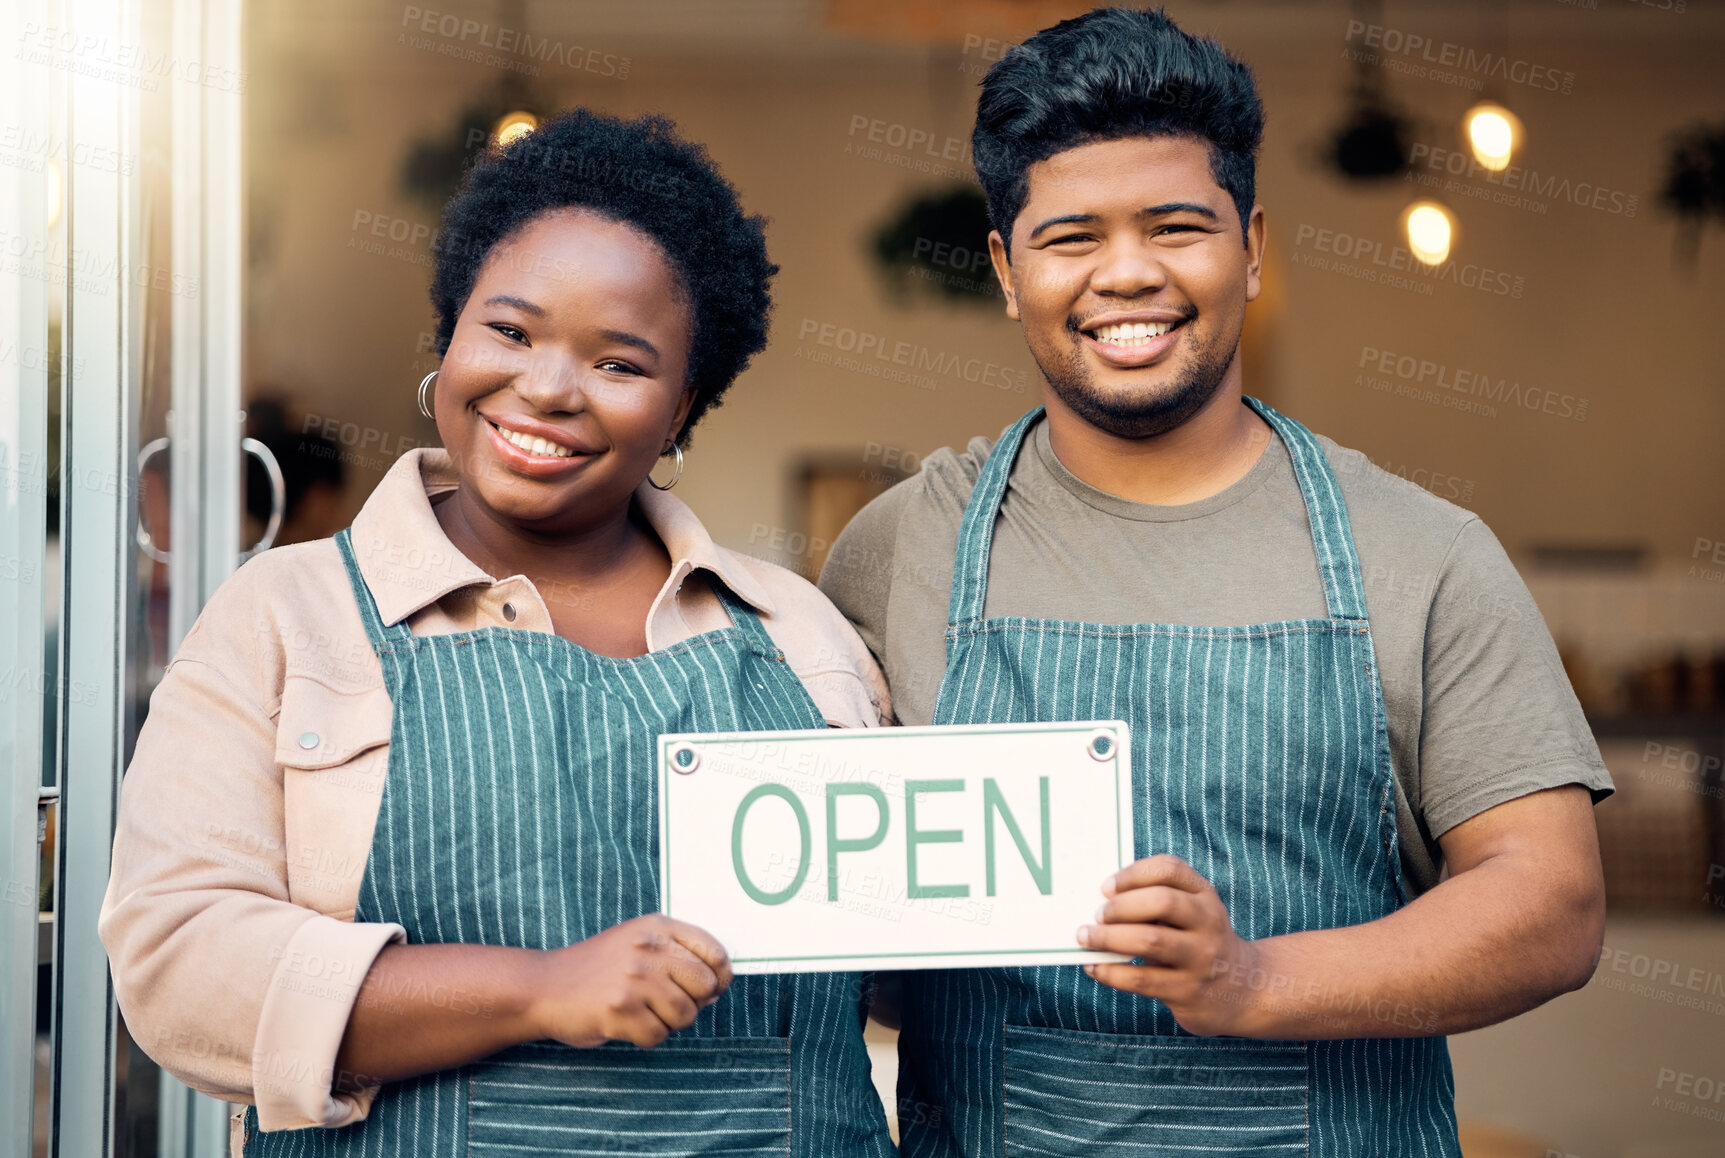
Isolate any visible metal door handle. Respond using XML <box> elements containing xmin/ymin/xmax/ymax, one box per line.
<box><xmin>135</xmin><ymin>436</ymin><xmax>171</xmax><ymax>563</ymax></box>
<box><xmin>239</xmin><ymin>438</ymin><xmax>286</xmax><ymax>560</ymax></box>
<box><xmin>135</xmin><ymin>436</ymin><xmax>286</xmax><ymax>562</ymax></box>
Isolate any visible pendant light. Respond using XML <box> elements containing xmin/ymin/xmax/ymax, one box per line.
<box><xmin>1460</xmin><ymin>2</ymin><xmax>1523</xmax><ymax>172</ymax></box>
<box><xmin>1462</xmin><ymin>100</ymin><xmax>1523</xmax><ymax>172</ymax></box>
<box><xmin>1402</xmin><ymin>200</ymin><xmax>1456</xmax><ymax>266</ymax></box>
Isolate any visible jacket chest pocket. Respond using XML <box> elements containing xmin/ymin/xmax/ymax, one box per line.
<box><xmin>468</xmin><ymin>1037</ymin><xmax>792</xmax><ymax>1157</ymax></box>
<box><xmin>275</xmin><ymin>675</ymin><xmax>393</xmax><ymax>915</ymax></box>
<box><xmin>1003</xmin><ymin>1025</ymin><xmax>1308</xmax><ymax>1157</ymax></box>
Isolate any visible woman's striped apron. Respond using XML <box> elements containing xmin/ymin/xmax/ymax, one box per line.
<box><xmin>895</xmin><ymin>399</ymin><xmax>1461</xmax><ymax>1157</ymax></box>
<box><xmin>245</xmin><ymin>529</ymin><xmax>894</xmax><ymax>1157</ymax></box>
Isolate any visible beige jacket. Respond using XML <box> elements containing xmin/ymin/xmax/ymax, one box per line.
<box><xmin>99</xmin><ymin>450</ymin><xmax>890</xmax><ymax>1138</ymax></box>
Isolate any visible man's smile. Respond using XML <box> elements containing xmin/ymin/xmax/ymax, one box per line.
<box><xmin>1072</xmin><ymin>308</ymin><xmax>1194</xmax><ymax>369</ymax></box>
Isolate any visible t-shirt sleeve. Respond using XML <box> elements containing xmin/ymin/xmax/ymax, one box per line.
<box><xmin>817</xmin><ymin>480</ymin><xmax>913</xmax><ymax>665</ymax></box>
<box><xmin>1417</xmin><ymin>518</ymin><xmax>1614</xmax><ymax>839</ymax></box>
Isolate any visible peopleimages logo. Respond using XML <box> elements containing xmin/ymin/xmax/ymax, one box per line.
<box><xmin>0</xmin><ymin>124</ymin><xmax>136</xmax><ymax>175</ymax></box>
<box><xmin>793</xmin><ymin>317</ymin><xmax>1029</xmax><ymax>395</ymax></box>
<box><xmin>1292</xmin><ymin>223</ymin><xmax>1527</xmax><ymax>300</ymax></box>
<box><xmin>16</xmin><ymin>20</ymin><xmax>248</xmax><ymax>94</ymax></box>
<box><xmin>1357</xmin><ymin>345</ymin><xmax>1588</xmax><ymax>423</ymax></box>
<box><xmin>1343</xmin><ymin>19</ymin><xmax>1575</xmax><ymax>94</ymax></box>
<box><xmin>843</xmin><ymin>114</ymin><xmax>976</xmax><ymax>184</ymax></box>
<box><xmin>397</xmin><ymin>5</ymin><xmax>630</xmax><ymax>78</ymax></box>
<box><xmin>1407</xmin><ymin>143</ymin><xmax>1639</xmax><ymax>218</ymax></box>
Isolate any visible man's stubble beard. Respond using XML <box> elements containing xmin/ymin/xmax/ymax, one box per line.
<box><xmin>1037</xmin><ymin>322</ymin><xmax>1240</xmax><ymax>441</ymax></box>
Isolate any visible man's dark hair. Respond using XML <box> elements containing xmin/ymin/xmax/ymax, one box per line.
<box><xmin>430</xmin><ymin>109</ymin><xmax>776</xmax><ymax>445</ymax></box>
<box><xmin>972</xmin><ymin>6</ymin><xmax>1264</xmax><ymax>251</ymax></box>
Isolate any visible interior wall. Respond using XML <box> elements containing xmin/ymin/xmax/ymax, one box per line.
<box><xmin>234</xmin><ymin>4</ymin><xmax>1725</xmax><ymax>1154</ymax></box>
<box><xmin>242</xmin><ymin>0</ymin><xmax>1725</xmax><ymax>585</ymax></box>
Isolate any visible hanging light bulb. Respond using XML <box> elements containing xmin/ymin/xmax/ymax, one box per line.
<box><xmin>492</xmin><ymin>110</ymin><xmax>539</xmax><ymax>148</ymax></box>
<box><xmin>1462</xmin><ymin>101</ymin><xmax>1522</xmax><ymax>172</ymax></box>
<box><xmin>1402</xmin><ymin>200</ymin><xmax>1455</xmax><ymax>266</ymax></box>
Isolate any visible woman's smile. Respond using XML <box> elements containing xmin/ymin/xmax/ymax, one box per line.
<box><xmin>478</xmin><ymin>410</ymin><xmax>604</xmax><ymax>478</ymax></box>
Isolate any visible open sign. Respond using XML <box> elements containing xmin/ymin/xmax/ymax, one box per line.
<box><xmin>657</xmin><ymin>721</ymin><xmax>1135</xmax><ymax>973</ymax></box>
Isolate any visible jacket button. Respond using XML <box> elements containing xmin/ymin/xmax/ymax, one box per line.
<box><xmin>502</xmin><ymin>602</ymin><xmax>517</xmax><ymax>622</ymax></box>
<box><xmin>298</xmin><ymin>732</ymin><xmax>319</xmax><ymax>750</ymax></box>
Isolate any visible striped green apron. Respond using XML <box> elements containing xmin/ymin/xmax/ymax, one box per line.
<box><xmin>245</xmin><ymin>529</ymin><xmax>893</xmax><ymax>1157</ymax></box>
<box><xmin>896</xmin><ymin>400</ymin><xmax>1461</xmax><ymax>1157</ymax></box>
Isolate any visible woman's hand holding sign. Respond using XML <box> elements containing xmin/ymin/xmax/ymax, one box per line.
<box><xmin>334</xmin><ymin>916</ymin><xmax>732</xmax><ymax>1091</ymax></box>
<box><xmin>1076</xmin><ymin>853</ymin><xmax>1262</xmax><ymax>1037</ymax></box>
<box><xmin>533</xmin><ymin>915</ymin><xmax>735</xmax><ymax>1048</ymax></box>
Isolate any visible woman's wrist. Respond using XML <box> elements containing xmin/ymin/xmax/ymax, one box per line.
<box><xmin>499</xmin><ymin>945</ymin><xmax>558</xmax><ymax>1043</ymax></box>
<box><xmin>334</xmin><ymin>942</ymin><xmax>559</xmax><ymax>1090</ymax></box>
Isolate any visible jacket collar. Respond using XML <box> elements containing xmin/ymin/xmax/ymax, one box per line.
<box><xmin>348</xmin><ymin>449</ymin><xmax>776</xmax><ymax>628</ymax></box>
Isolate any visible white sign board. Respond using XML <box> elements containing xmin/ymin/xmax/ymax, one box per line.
<box><xmin>657</xmin><ymin>721</ymin><xmax>1135</xmax><ymax>973</ymax></box>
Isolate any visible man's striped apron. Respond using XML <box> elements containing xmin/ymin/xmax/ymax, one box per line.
<box><xmin>896</xmin><ymin>399</ymin><xmax>1460</xmax><ymax>1157</ymax></box>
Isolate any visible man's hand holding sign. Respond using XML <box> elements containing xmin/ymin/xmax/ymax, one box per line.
<box><xmin>1079</xmin><ymin>785</ymin><xmax>1604</xmax><ymax>1040</ymax></box>
<box><xmin>1077</xmin><ymin>853</ymin><xmax>1263</xmax><ymax>1036</ymax></box>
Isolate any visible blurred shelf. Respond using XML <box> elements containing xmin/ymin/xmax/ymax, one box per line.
<box><xmin>1585</xmin><ymin>712</ymin><xmax>1725</xmax><ymax>740</ymax></box>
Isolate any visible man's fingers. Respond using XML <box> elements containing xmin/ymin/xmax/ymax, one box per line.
<box><xmin>1084</xmin><ymin>960</ymin><xmax>1186</xmax><ymax>996</ymax></box>
<box><xmin>1078</xmin><ymin>919</ymin><xmax>1197</xmax><ymax>968</ymax></box>
<box><xmin>1098</xmin><ymin>885</ymin><xmax>1201</xmax><ymax>929</ymax></box>
<box><xmin>1104</xmin><ymin>854</ymin><xmax>1210</xmax><ymax>897</ymax></box>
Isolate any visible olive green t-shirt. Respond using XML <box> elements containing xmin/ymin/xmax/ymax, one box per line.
<box><xmin>817</xmin><ymin>409</ymin><xmax>1612</xmax><ymax>895</ymax></box>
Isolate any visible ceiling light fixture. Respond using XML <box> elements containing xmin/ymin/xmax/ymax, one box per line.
<box><xmin>1463</xmin><ymin>100</ymin><xmax>1522</xmax><ymax>172</ymax></box>
<box><xmin>1403</xmin><ymin>200</ymin><xmax>1456</xmax><ymax>266</ymax></box>
<box><xmin>492</xmin><ymin>110</ymin><xmax>539</xmax><ymax>148</ymax></box>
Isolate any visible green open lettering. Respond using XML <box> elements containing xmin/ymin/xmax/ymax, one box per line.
<box><xmin>983</xmin><ymin>777</ymin><xmax>1052</xmax><ymax>896</ymax></box>
<box><xmin>905</xmin><ymin>779</ymin><xmax>969</xmax><ymax>899</ymax></box>
<box><xmin>731</xmin><ymin>783</ymin><xmax>810</xmax><ymax>906</ymax></box>
<box><xmin>825</xmin><ymin>783</ymin><xmax>890</xmax><ymax>901</ymax></box>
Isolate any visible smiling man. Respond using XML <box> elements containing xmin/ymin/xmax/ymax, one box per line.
<box><xmin>819</xmin><ymin>8</ymin><xmax>1611</xmax><ymax>1157</ymax></box>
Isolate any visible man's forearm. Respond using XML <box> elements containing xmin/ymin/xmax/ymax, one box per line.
<box><xmin>1220</xmin><ymin>847</ymin><xmax>1604</xmax><ymax>1039</ymax></box>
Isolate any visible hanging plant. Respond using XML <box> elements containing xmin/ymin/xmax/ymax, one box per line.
<box><xmin>870</xmin><ymin>186</ymin><xmax>1002</xmax><ymax>305</ymax></box>
<box><xmin>1659</xmin><ymin>119</ymin><xmax>1725</xmax><ymax>267</ymax></box>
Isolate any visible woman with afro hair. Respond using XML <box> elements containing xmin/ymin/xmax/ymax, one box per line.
<box><xmin>102</xmin><ymin>110</ymin><xmax>896</xmax><ymax>1157</ymax></box>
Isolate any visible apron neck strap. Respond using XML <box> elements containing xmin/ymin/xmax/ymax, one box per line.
<box><xmin>947</xmin><ymin>407</ymin><xmax>1044</xmax><ymax>629</ymax></box>
<box><xmin>1242</xmin><ymin>397</ymin><xmax>1368</xmax><ymax>622</ymax></box>
<box><xmin>944</xmin><ymin>399</ymin><xmax>1370</xmax><ymax>628</ymax></box>
<box><xmin>335</xmin><ymin>528</ymin><xmax>414</xmax><ymax>646</ymax></box>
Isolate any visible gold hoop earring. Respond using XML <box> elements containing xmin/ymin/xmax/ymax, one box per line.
<box><xmin>648</xmin><ymin>443</ymin><xmax>684</xmax><ymax>491</ymax></box>
<box><xmin>416</xmin><ymin>370</ymin><xmax>439</xmax><ymax>420</ymax></box>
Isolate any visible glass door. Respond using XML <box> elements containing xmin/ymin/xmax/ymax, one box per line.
<box><xmin>2</xmin><ymin>0</ymin><xmax>247</xmax><ymax>1154</ymax></box>
<box><xmin>0</xmin><ymin>2</ymin><xmax>58</xmax><ymax>1154</ymax></box>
